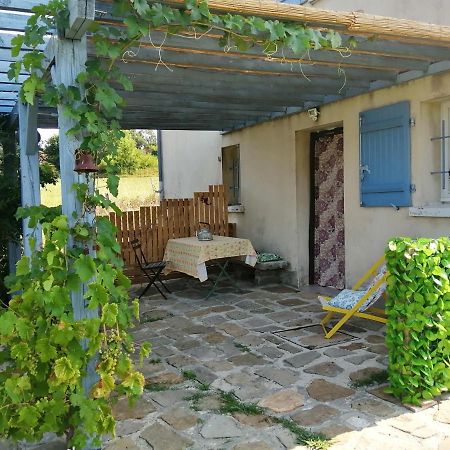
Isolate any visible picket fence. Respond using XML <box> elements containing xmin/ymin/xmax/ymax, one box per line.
<box><xmin>108</xmin><ymin>185</ymin><xmax>231</xmax><ymax>273</ymax></box>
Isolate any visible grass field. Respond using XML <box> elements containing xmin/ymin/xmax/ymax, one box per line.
<box><xmin>41</xmin><ymin>174</ymin><xmax>160</xmax><ymax>211</ymax></box>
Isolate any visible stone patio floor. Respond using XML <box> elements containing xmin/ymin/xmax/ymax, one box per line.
<box><xmin>12</xmin><ymin>279</ymin><xmax>450</xmax><ymax>450</ymax></box>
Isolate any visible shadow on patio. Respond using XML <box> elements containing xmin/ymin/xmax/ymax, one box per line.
<box><xmin>101</xmin><ymin>279</ymin><xmax>450</xmax><ymax>450</ymax></box>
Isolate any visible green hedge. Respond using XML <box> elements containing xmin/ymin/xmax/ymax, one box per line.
<box><xmin>385</xmin><ymin>237</ymin><xmax>450</xmax><ymax>404</ymax></box>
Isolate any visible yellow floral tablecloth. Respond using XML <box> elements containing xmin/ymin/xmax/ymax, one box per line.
<box><xmin>163</xmin><ymin>235</ymin><xmax>257</xmax><ymax>282</ymax></box>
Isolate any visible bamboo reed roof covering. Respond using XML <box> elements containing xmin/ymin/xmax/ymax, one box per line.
<box><xmin>2</xmin><ymin>0</ymin><xmax>450</xmax><ymax>130</ymax></box>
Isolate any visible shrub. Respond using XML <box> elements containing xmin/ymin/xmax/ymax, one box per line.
<box><xmin>100</xmin><ymin>131</ymin><xmax>158</xmax><ymax>175</ymax></box>
<box><xmin>385</xmin><ymin>237</ymin><xmax>450</xmax><ymax>404</ymax></box>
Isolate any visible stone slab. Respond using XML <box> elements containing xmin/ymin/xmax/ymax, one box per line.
<box><xmin>149</xmin><ymin>389</ymin><xmax>191</xmax><ymax>407</ymax></box>
<box><xmin>349</xmin><ymin>367</ymin><xmax>386</xmax><ymax>383</ymax></box>
<box><xmin>217</xmin><ymin>322</ymin><xmax>249</xmax><ymax>337</ymax></box>
<box><xmin>351</xmin><ymin>397</ymin><xmax>396</xmax><ymax>418</ymax></box>
<box><xmin>304</xmin><ymin>361</ymin><xmax>344</xmax><ymax>377</ymax></box>
<box><xmin>318</xmin><ymin>424</ymin><xmax>355</xmax><ymax>439</ymax></box>
<box><xmin>116</xmin><ymin>420</ymin><xmax>144</xmax><ymax>437</ymax></box>
<box><xmin>104</xmin><ymin>437</ymin><xmax>140</xmax><ymax>450</ymax></box>
<box><xmin>228</xmin><ymin>353</ymin><xmax>267</xmax><ymax>366</ymax></box>
<box><xmin>160</xmin><ymin>407</ymin><xmax>199</xmax><ymax>430</ymax></box>
<box><xmin>345</xmin><ymin>353</ymin><xmax>376</xmax><ymax>365</ymax></box>
<box><xmin>255</xmin><ymin>367</ymin><xmax>298</xmax><ymax>386</ymax></box>
<box><xmin>196</xmin><ymin>394</ymin><xmax>223</xmax><ymax>411</ymax></box>
<box><xmin>284</xmin><ymin>350</ymin><xmax>320</xmax><ymax>368</ymax></box>
<box><xmin>323</xmin><ymin>347</ymin><xmax>352</xmax><ymax>358</ymax></box>
<box><xmin>232</xmin><ymin>442</ymin><xmax>273</xmax><ymax>450</ymax></box>
<box><xmin>112</xmin><ymin>396</ymin><xmax>157</xmax><ymax>421</ymax></box>
<box><xmin>140</xmin><ymin>422</ymin><xmax>193</xmax><ymax>450</ymax></box>
<box><xmin>200</xmin><ymin>415</ymin><xmax>244</xmax><ymax>439</ymax></box>
<box><xmin>232</xmin><ymin>413</ymin><xmax>273</xmax><ymax>428</ymax></box>
<box><xmin>146</xmin><ymin>372</ymin><xmax>184</xmax><ymax>386</ymax></box>
<box><xmin>435</xmin><ymin>400</ymin><xmax>450</xmax><ymax>424</ymax></box>
<box><xmin>307</xmin><ymin>379</ymin><xmax>354</xmax><ymax>401</ymax></box>
<box><xmin>259</xmin><ymin>389</ymin><xmax>304</xmax><ymax>413</ymax></box>
<box><xmin>166</xmin><ymin>354</ymin><xmax>199</xmax><ymax>368</ymax></box>
<box><xmin>292</xmin><ymin>404</ymin><xmax>339</xmax><ymax>426</ymax></box>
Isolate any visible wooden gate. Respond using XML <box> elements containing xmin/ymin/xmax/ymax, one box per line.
<box><xmin>108</xmin><ymin>185</ymin><xmax>230</xmax><ymax>274</ymax></box>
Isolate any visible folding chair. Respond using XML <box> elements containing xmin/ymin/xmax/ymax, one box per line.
<box><xmin>130</xmin><ymin>239</ymin><xmax>171</xmax><ymax>299</ymax></box>
<box><xmin>319</xmin><ymin>255</ymin><xmax>387</xmax><ymax>339</ymax></box>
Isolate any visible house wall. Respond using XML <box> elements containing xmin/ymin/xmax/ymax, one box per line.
<box><xmin>223</xmin><ymin>71</ymin><xmax>450</xmax><ymax>287</ymax></box>
<box><xmin>160</xmin><ymin>130</ymin><xmax>222</xmax><ymax>198</ymax></box>
<box><xmin>308</xmin><ymin>0</ymin><xmax>449</xmax><ymax>25</ymax></box>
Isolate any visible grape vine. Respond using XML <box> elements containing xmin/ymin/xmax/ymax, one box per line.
<box><xmin>1</xmin><ymin>0</ymin><xmax>346</xmax><ymax>447</ymax></box>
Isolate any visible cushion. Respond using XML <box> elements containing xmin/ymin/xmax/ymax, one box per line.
<box><xmin>327</xmin><ymin>268</ymin><xmax>386</xmax><ymax>312</ymax></box>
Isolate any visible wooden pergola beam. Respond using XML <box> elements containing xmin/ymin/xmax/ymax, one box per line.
<box><xmin>18</xmin><ymin>102</ymin><xmax>42</xmax><ymax>256</ymax></box>
<box><xmin>158</xmin><ymin>0</ymin><xmax>450</xmax><ymax>46</ymax></box>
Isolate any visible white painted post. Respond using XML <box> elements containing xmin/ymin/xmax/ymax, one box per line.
<box><xmin>51</xmin><ymin>35</ymin><xmax>99</xmax><ymax>450</ymax></box>
<box><xmin>50</xmin><ymin>1</ymin><xmax>97</xmax><ymax>445</ymax></box>
<box><xmin>18</xmin><ymin>101</ymin><xmax>42</xmax><ymax>256</ymax></box>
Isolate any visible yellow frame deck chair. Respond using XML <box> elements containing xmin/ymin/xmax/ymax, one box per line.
<box><xmin>319</xmin><ymin>255</ymin><xmax>387</xmax><ymax>339</ymax></box>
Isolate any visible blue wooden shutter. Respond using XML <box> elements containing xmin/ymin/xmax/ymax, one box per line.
<box><xmin>360</xmin><ymin>101</ymin><xmax>411</xmax><ymax>207</ymax></box>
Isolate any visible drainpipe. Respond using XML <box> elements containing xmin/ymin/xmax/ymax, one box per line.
<box><xmin>156</xmin><ymin>129</ymin><xmax>164</xmax><ymax>200</ymax></box>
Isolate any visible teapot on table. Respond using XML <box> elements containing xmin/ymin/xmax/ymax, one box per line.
<box><xmin>197</xmin><ymin>222</ymin><xmax>213</xmax><ymax>241</ymax></box>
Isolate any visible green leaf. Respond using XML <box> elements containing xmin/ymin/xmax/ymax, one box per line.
<box><xmin>66</xmin><ymin>273</ymin><xmax>82</xmax><ymax>291</ymax></box>
<box><xmin>74</xmin><ymin>254</ymin><xmax>96</xmax><ymax>282</ymax></box>
<box><xmin>52</xmin><ymin>215</ymin><xmax>69</xmax><ymax>231</ymax></box>
<box><xmin>107</xmin><ymin>174</ymin><xmax>120</xmax><ymax>197</ymax></box>
<box><xmin>11</xmin><ymin>342</ymin><xmax>29</xmax><ymax>360</ymax></box>
<box><xmin>22</xmin><ymin>75</ymin><xmax>39</xmax><ymax>104</ymax></box>
<box><xmin>16</xmin><ymin>318</ymin><xmax>33</xmax><ymax>340</ymax></box>
<box><xmin>122</xmin><ymin>371</ymin><xmax>145</xmax><ymax>395</ymax></box>
<box><xmin>10</xmin><ymin>34</ymin><xmax>24</xmax><ymax>57</ymax></box>
<box><xmin>19</xmin><ymin>406</ymin><xmax>40</xmax><ymax>427</ymax></box>
<box><xmin>287</xmin><ymin>34</ymin><xmax>308</xmax><ymax>54</ymax></box>
<box><xmin>0</xmin><ymin>310</ymin><xmax>16</xmax><ymax>336</ymax></box>
<box><xmin>132</xmin><ymin>0</ymin><xmax>150</xmax><ymax>16</ymax></box>
<box><xmin>16</xmin><ymin>256</ymin><xmax>30</xmax><ymax>276</ymax></box>
<box><xmin>43</xmin><ymin>274</ymin><xmax>54</xmax><ymax>291</ymax></box>
<box><xmin>5</xmin><ymin>376</ymin><xmax>30</xmax><ymax>402</ymax></box>
<box><xmin>139</xmin><ymin>342</ymin><xmax>151</xmax><ymax>363</ymax></box>
<box><xmin>54</xmin><ymin>357</ymin><xmax>80</xmax><ymax>384</ymax></box>
<box><xmin>36</xmin><ymin>338</ymin><xmax>58</xmax><ymax>362</ymax></box>
<box><xmin>101</xmin><ymin>303</ymin><xmax>118</xmax><ymax>327</ymax></box>
<box><xmin>7</xmin><ymin>60</ymin><xmax>22</xmax><ymax>82</ymax></box>
<box><xmin>117</xmin><ymin>73</ymin><xmax>133</xmax><ymax>92</ymax></box>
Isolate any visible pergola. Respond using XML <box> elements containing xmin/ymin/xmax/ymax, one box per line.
<box><xmin>2</xmin><ymin>2</ymin><xmax>450</xmax><ymax>447</ymax></box>
<box><xmin>2</xmin><ymin>0</ymin><xmax>450</xmax><ymax>131</ymax></box>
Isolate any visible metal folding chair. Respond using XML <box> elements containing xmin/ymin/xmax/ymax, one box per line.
<box><xmin>130</xmin><ymin>239</ymin><xmax>171</xmax><ymax>299</ymax></box>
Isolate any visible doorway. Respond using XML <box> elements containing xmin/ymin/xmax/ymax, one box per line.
<box><xmin>309</xmin><ymin>128</ymin><xmax>345</xmax><ymax>289</ymax></box>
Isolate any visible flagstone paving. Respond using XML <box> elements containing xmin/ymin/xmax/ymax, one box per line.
<box><xmin>14</xmin><ymin>279</ymin><xmax>450</xmax><ymax>450</ymax></box>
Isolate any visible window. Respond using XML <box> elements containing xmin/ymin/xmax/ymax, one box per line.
<box><xmin>360</xmin><ymin>101</ymin><xmax>412</xmax><ymax>207</ymax></box>
<box><xmin>440</xmin><ymin>101</ymin><xmax>450</xmax><ymax>202</ymax></box>
<box><xmin>222</xmin><ymin>145</ymin><xmax>240</xmax><ymax>206</ymax></box>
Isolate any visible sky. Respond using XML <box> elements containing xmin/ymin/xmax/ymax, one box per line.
<box><xmin>38</xmin><ymin>128</ymin><xmax>58</xmax><ymax>143</ymax></box>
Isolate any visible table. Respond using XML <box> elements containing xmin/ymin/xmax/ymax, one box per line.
<box><xmin>163</xmin><ymin>235</ymin><xmax>257</xmax><ymax>298</ymax></box>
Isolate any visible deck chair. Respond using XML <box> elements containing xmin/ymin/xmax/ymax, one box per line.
<box><xmin>130</xmin><ymin>239</ymin><xmax>171</xmax><ymax>300</ymax></box>
<box><xmin>319</xmin><ymin>255</ymin><xmax>387</xmax><ymax>339</ymax></box>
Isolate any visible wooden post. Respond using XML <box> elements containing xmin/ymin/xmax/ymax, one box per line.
<box><xmin>49</xmin><ymin>1</ymin><xmax>96</xmax><ymax>447</ymax></box>
<box><xmin>50</xmin><ymin>35</ymin><xmax>99</xmax><ymax>449</ymax></box>
<box><xmin>2</xmin><ymin>125</ymin><xmax>21</xmax><ymax>274</ymax></box>
<box><xmin>18</xmin><ymin>101</ymin><xmax>42</xmax><ymax>256</ymax></box>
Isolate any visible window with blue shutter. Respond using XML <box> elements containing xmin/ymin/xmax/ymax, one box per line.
<box><xmin>360</xmin><ymin>101</ymin><xmax>411</xmax><ymax>207</ymax></box>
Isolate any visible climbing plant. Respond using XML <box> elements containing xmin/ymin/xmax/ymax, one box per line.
<box><xmin>1</xmin><ymin>0</ymin><xmax>346</xmax><ymax>447</ymax></box>
<box><xmin>385</xmin><ymin>237</ymin><xmax>450</xmax><ymax>405</ymax></box>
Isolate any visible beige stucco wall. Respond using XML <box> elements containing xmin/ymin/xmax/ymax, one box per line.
<box><xmin>309</xmin><ymin>0</ymin><xmax>449</xmax><ymax>25</ymax></box>
<box><xmin>161</xmin><ymin>130</ymin><xmax>222</xmax><ymax>198</ymax></box>
<box><xmin>223</xmin><ymin>71</ymin><xmax>450</xmax><ymax>287</ymax></box>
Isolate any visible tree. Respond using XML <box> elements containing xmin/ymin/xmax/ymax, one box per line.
<box><xmin>40</xmin><ymin>134</ymin><xmax>60</xmax><ymax>171</ymax></box>
<box><xmin>101</xmin><ymin>130</ymin><xmax>157</xmax><ymax>174</ymax></box>
<box><xmin>41</xmin><ymin>131</ymin><xmax>157</xmax><ymax>176</ymax></box>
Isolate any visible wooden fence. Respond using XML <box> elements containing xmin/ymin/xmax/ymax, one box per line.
<box><xmin>108</xmin><ymin>185</ymin><xmax>230</xmax><ymax>273</ymax></box>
